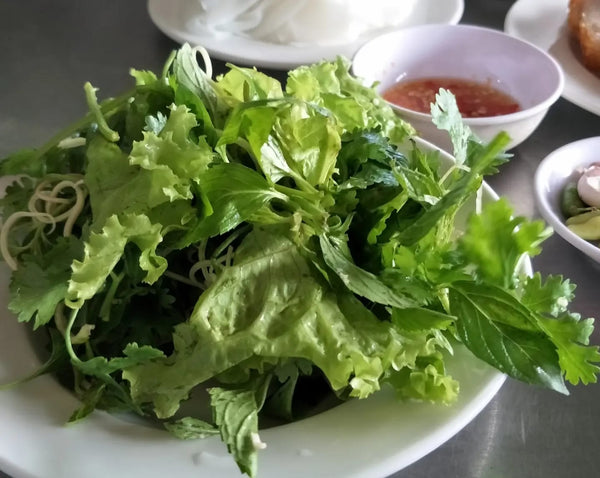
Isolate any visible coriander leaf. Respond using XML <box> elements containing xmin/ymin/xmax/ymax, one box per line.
<box><xmin>337</xmin><ymin>163</ymin><xmax>399</xmax><ymax>191</ymax></box>
<box><xmin>537</xmin><ymin>314</ymin><xmax>600</xmax><ymax>385</ymax></box>
<box><xmin>393</xmin><ymin>163</ymin><xmax>444</xmax><ymax>205</ymax></box>
<box><xmin>430</xmin><ymin>88</ymin><xmax>473</xmax><ymax>165</ymax></box>
<box><xmin>75</xmin><ymin>343</ymin><xmax>165</xmax><ymax>377</ymax></box>
<box><xmin>393</xmin><ymin>133</ymin><xmax>510</xmax><ymax>246</ymax></box>
<box><xmin>459</xmin><ymin>198</ymin><xmax>551</xmax><ymax>288</ymax></box>
<box><xmin>335</xmin><ymin>129</ymin><xmax>407</xmax><ymax>182</ymax></box>
<box><xmin>521</xmin><ymin>273</ymin><xmax>575</xmax><ymax>317</ymax></box>
<box><xmin>9</xmin><ymin>236</ymin><xmax>83</xmax><ymax>329</ymax></box>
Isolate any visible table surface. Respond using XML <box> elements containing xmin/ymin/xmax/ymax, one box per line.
<box><xmin>1</xmin><ymin>1</ymin><xmax>599</xmax><ymax>477</ymax></box>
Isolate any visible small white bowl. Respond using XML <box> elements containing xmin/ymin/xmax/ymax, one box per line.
<box><xmin>352</xmin><ymin>24</ymin><xmax>564</xmax><ymax>152</ymax></box>
<box><xmin>534</xmin><ymin>137</ymin><xmax>600</xmax><ymax>265</ymax></box>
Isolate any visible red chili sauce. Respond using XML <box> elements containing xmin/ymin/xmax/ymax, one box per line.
<box><xmin>382</xmin><ymin>77</ymin><xmax>521</xmax><ymax>118</ymax></box>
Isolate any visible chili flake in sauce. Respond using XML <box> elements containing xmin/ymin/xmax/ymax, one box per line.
<box><xmin>382</xmin><ymin>77</ymin><xmax>521</xmax><ymax>118</ymax></box>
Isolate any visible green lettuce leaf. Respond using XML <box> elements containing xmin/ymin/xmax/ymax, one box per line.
<box><xmin>124</xmin><ymin>230</ymin><xmax>443</xmax><ymax>418</ymax></box>
<box><xmin>286</xmin><ymin>56</ymin><xmax>415</xmax><ymax>144</ymax></box>
<box><xmin>67</xmin><ymin>213</ymin><xmax>166</xmax><ymax>307</ymax></box>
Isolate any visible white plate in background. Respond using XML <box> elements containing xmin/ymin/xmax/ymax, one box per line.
<box><xmin>505</xmin><ymin>0</ymin><xmax>600</xmax><ymax>116</ymax></box>
<box><xmin>147</xmin><ymin>0</ymin><xmax>464</xmax><ymax>69</ymax></box>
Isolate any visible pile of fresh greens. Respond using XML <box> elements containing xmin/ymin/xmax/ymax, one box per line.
<box><xmin>0</xmin><ymin>44</ymin><xmax>598</xmax><ymax>477</ymax></box>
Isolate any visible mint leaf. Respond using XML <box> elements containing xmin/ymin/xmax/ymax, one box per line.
<box><xmin>319</xmin><ymin>233</ymin><xmax>418</xmax><ymax>309</ymax></box>
<box><xmin>449</xmin><ymin>282</ymin><xmax>568</xmax><ymax>393</ymax></box>
<box><xmin>180</xmin><ymin>163</ymin><xmax>287</xmax><ymax>244</ymax></box>
<box><xmin>164</xmin><ymin>417</ymin><xmax>219</xmax><ymax>440</ymax></box>
<box><xmin>209</xmin><ymin>387</ymin><xmax>262</xmax><ymax>478</ymax></box>
<box><xmin>391</xmin><ymin>307</ymin><xmax>454</xmax><ymax>332</ymax></box>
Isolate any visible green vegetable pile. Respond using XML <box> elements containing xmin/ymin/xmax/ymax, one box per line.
<box><xmin>0</xmin><ymin>45</ymin><xmax>598</xmax><ymax>476</ymax></box>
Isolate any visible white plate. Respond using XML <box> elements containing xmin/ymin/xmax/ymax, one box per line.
<box><xmin>0</xmin><ymin>139</ymin><xmax>509</xmax><ymax>478</ymax></box>
<box><xmin>534</xmin><ymin>136</ymin><xmax>600</xmax><ymax>265</ymax></box>
<box><xmin>504</xmin><ymin>0</ymin><xmax>600</xmax><ymax>116</ymax></box>
<box><xmin>147</xmin><ymin>0</ymin><xmax>464</xmax><ymax>69</ymax></box>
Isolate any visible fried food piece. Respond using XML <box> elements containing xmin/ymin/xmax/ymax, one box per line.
<box><xmin>569</xmin><ymin>0</ymin><xmax>600</xmax><ymax>71</ymax></box>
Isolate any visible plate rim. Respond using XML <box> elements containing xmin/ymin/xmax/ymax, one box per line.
<box><xmin>504</xmin><ymin>0</ymin><xmax>600</xmax><ymax>116</ymax></box>
<box><xmin>0</xmin><ymin>138</ymin><xmax>511</xmax><ymax>478</ymax></box>
<box><xmin>147</xmin><ymin>0</ymin><xmax>464</xmax><ymax>69</ymax></box>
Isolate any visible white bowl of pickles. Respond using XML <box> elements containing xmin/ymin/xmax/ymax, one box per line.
<box><xmin>534</xmin><ymin>136</ymin><xmax>600</xmax><ymax>265</ymax></box>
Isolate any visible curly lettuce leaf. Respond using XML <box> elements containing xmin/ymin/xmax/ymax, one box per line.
<box><xmin>286</xmin><ymin>56</ymin><xmax>415</xmax><ymax>144</ymax></box>
<box><xmin>67</xmin><ymin>213</ymin><xmax>166</xmax><ymax>307</ymax></box>
<box><xmin>124</xmin><ymin>229</ymin><xmax>446</xmax><ymax>418</ymax></box>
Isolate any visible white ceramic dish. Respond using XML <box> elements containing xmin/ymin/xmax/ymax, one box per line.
<box><xmin>147</xmin><ymin>0</ymin><xmax>464</xmax><ymax>70</ymax></box>
<box><xmin>0</xmin><ymin>139</ymin><xmax>511</xmax><ymax>478</ymax></box>
<box><xmin>505</xmin><ymin>0</ymin><xmax>600</xmax><ymax>117</ymax></box>
<box><xmin>352</xmin><ymin>24</ymin><xmax>564</xmax><ymax>152</ymax></box>
<box><xmin>534</xmin><ymin>136</ymin><xmax>600</xmax><ymax>265</ymax></box>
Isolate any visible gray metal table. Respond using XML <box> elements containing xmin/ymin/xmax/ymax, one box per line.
<box><xmin>1</xmin><ymin>1</ymin><xmax>598</xmax><ymax>477</ymax></box>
